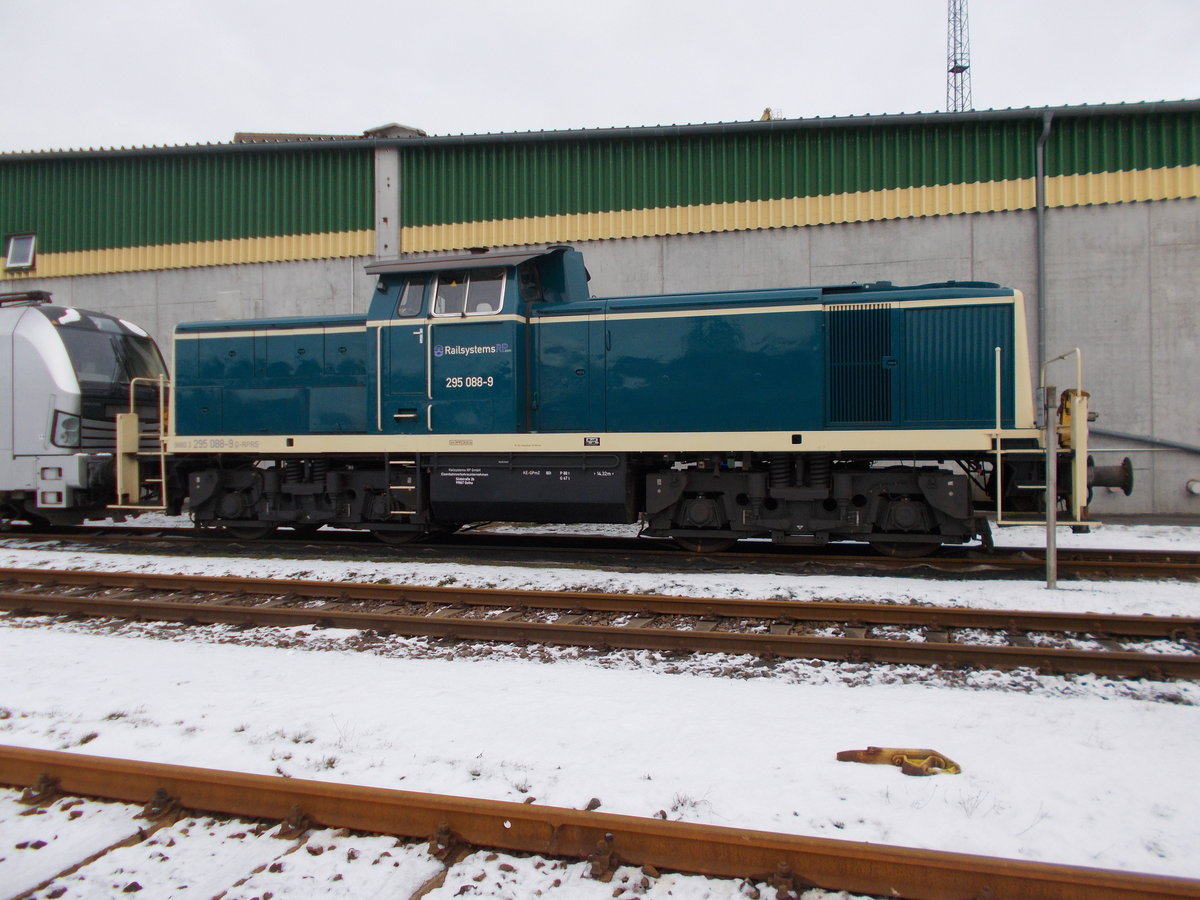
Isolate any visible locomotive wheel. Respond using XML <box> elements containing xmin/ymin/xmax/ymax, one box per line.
<box><xmin>871</xmin><ymin>540</ymin><xmax>941</xmax><ymax>558</ymax></box>
<box><xmin>671</xmin><ymin>535</ymin><xmax>738</xmax><ymax>554</ymax></box>
<box><xmin>372</xmin><ymin>528</ymin><xmax>422</xmax><ymax>546</ymax></box>
<box><xmin>223</xmin><ymin>524</ymin><xmax>277</xmax><ymax>541</ymax></box>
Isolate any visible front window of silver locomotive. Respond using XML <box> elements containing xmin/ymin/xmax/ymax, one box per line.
<box><xmin>52</xmin><ymin>313</ymin><xmax>166</xmax><ymax>387</ymax></box>
<box><xmin>40</xmin><ymin>308</ymin><xmax>167</xmax><ymax>450</ymax></box>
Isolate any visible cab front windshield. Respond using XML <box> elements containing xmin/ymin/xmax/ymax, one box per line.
<box><xmin>48</xmin><ymin>311</ymin><xmax>166</xmax><ymax>387</ymax></box>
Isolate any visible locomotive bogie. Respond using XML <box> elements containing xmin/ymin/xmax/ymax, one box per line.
<box><xmin>640</xmin><ymin>454</ymin><xmax>978</xmax><ymax>549</ymax></box>
<box><xmin>185</xmin><ymin>457</ymin><xmax>436</xmax><ymax>535</ymax></box>
<box><xmin>184</xmin><ymin>451</ymin><xmax>638</xmax><ymax>534</ymax></box>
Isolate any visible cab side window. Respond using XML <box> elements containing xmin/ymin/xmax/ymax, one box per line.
<box><xmin>432</xmin><ymin>271</ymin><xmax>468</xmax><ymax>316</ymax></box>
<box><xmin>465</xmin><ymin>268</ymin><xmax>504</xmax><ymax>316</ymax></box>
<box><xmin>432</xmin><ymin>268</ymin><xmax>506</xmax><ymax>317</ymax></box>
<box><xmin>517</xmin><ymin>262</ymin><xmax>543</xmax><ymax>303</ymax></box>
<box><xmin>396</xmin><ymin>278</ymin><xmax>425</xmax><ymax>317</ymax></box>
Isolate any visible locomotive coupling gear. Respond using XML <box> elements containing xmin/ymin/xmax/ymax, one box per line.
<box><xmin>1088</xmin><ymin>456</ymin><xmax>1134</xmax><ymax>497</ymax></box>
<box><xmin>836</xmin><ymin>746</ymin><xmax>961</xmax><ymax>776</ymax></box>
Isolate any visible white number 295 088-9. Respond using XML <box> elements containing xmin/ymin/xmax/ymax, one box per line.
<box><xmin>445</xmin><ymin>376</ymin><xmax>494</xmax><ymax>389</ymax></box>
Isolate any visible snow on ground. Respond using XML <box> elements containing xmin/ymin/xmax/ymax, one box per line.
<box><xmin>0</xmin><ymin>790</ymin><xmax>141</xmax><ymax>896</ymax></box>
<box><xmin>3</xmin><ymin>792</ymin><xmax>859</xmax><ymax>900</ymax></box>
<box><xmin>1</xmin><ymin>522</ymin><xmax>1199</xmax><ymax>895</ymax></box>
<box><xmin>475</xmin><ymin>518</ymin><xmax>1200</xmax><ymax>554</ymax></box>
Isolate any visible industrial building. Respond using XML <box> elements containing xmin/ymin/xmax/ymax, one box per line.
<box><xmin>2</xmin><ymin>100</ymin><xmax>1197</xmax><ymax>514</ymax></box>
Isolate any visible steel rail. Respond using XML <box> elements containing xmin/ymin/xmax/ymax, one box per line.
<box><xmin>5</xmin><ymin>527</ymin><xmax>1200</xmax><ymax>580</ymax></box>
<box><xmin>1</xmin><ymin>746</ymin><xmax>1197</xmax><ymax>900</ymax></box>
<box><xmin>0</xmin><ymin>566</ymin><xmax>1195</xmax><ymax>638</ymax></box>
<box><xmin>1</xmin><ymin>576</ymin><xmax>1197</xmax><ymax>679</ymax></box>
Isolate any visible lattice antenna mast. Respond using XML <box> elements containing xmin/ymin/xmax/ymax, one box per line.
<box><xmin>946</xmin><ymin>0</ymin><xmax>973</xmax><ymax>112</ymax></box>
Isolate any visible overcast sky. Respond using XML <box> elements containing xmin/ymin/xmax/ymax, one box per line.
<box><xmin>2</xmin><ymin>0</ymin><xmax>1197</xmax><ymax>153</ymax></box>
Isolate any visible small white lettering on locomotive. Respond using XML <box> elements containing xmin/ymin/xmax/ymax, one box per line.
<box><xmin>443</xmin><ymin>466</ymin><xmax>487</xmax><ymax>486</ymax></box>
<box><xmin>444</xmin><ymin>376</ymin><xmax>495</xmax><ymax>389</ymax></box>
<box><xmin>185</xmin><ymin>438</ymin><xmax>263</xmax><ymax>450</ymax></box>
<box><xmin>433</xmin><ymin>342</ymin><xmax>511</xmax><ymax>357</ymax></box>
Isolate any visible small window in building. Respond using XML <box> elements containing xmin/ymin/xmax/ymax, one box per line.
<box><xmin>4</xmin><ymin>234</ymin><xmax>36</xmax><ymax>270</ymax></box>
<box><xmin>396</xmin><ymin>278</ymin><xmax>425</xmax><ymax>317</ymax></box>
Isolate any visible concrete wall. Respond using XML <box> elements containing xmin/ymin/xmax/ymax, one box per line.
<box><xmin>11</xmin><ymin>198</ymin><xmax>1198</xmax><ymax>515</ymax></box>
<box><xmin>13</xmin><ymin>257</ymin><xmax>379</xmax><ymax>369</ymax></box>
<box><xmin>1041</xmin><ymin>199</ymin><xmax>1200</xmax><ymax>515</ymax></box>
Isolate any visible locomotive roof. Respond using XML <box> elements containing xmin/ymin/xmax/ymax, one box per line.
<box><xmin>364</xmin><ymin>246</ymin><xmax>568</xmax><ymax>276</ymax></box>
<box><xmin>594</xmin><ymin>280</ymin><xmax>1010</xmax><ymax>307</ymax></box>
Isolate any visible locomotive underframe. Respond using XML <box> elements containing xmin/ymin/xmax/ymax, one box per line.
<box><xmin>0</xmin><ymin>453</ymin><xmax>117</xmax><ymax>527</ymax></box>
<box><xmin>181</xmin><ymin>448</ymin><xmax>1073</xmax><ymax>551</ymax></box>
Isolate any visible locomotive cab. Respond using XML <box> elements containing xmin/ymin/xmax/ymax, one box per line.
<box><xmin>365</xmin><ymin>246</ymin><xmax>590</xmax><ymax>436</ymax></box>
<box><xmin>0</xmin><ymin>292</ymin><xmax>166</xmax><ymax>525</ymax></box>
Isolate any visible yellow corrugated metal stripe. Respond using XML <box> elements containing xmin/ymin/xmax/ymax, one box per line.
<box><xmin>401</xmin><ymin>166</ymin><xmax>1199</xmax><ymax>252</ymax></box>
<box><xmin>6</xmin><ymin>165</ymin><xmax>1196</xmax><ymax>277</ymax></box>
<box><xmin>1047</xmin><ymin>166</ymin><xmax>1200</xmax><ymax>207</ymax></box>
<box><xmin>1</xmin><ymin>230</ymin><xmax>374</xmax><ymax>281</ymax></box>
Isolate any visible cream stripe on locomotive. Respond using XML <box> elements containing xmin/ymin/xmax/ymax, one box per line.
<box><xmin>166</xmin><ymin>427</ymin><xmax>1043</xmax><ymax>456</ymax></box>
<box><xmin>176</xmin><ymin>324</ymin><xmax>370</xmax><ymax>340</ymax></box>
<box><xmin>177</xmin><ymin>293</ymin><xmax>1019</xmax><ymax>340</ymax></box>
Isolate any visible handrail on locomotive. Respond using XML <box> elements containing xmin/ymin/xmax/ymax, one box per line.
<box><xmin>113</xmin><ymin>374</ymin><xmax>170</xmax><ymax>511</ymax></box>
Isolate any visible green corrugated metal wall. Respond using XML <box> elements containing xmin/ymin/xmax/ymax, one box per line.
<box><xmin>401</xmin><ymin>110</ymin><xmax>1198</xmax><ymax>227</ymax></box>
<box><xmin>0</xmin><ymin>148</ymin><xmax>373</xmax><ymax>254</ymax></box>
<box><xmin>1050</xmin><ymin>110</ymin><xmax>1200</xmax><ymax>176</ymax></box>
<box><xmin>1</xmin><ymin>105</ymin><xmax>1196</xmax><ymax>270</ymax></box>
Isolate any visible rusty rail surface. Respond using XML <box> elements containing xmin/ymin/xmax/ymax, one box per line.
<box><xmin>1</xmin><ymin>746</ymin><xmax>1197</xmax><ymax>900</ymax></box>
<box><xmin>4</xmin><ymin>526</ymin><xmax>1199</xmax><ymax>580</ymax></box>
<box><xmin>0</xmin><ymin>568</ymin><xmax>1197</xmax><ymax>679</ymax></box>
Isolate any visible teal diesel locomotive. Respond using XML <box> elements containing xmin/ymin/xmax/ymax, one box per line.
<box><xmin>100</xmin><ymin>244</ymin><xmax>1127</xmax><ymax>555</ymax></box>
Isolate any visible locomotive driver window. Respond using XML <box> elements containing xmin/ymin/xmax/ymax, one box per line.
<box><xmin>432</xmin><ymin>271</ymin><xmax>468</xmax><ymax>316</ymax></box>
<box><xmin>465</xmin><ymin>268</ymin><xmax>504</xmax><ymax>316</ymax></box>
<box><xmin>396</xmin><ymin>278</ymin><xmax>425</xmax><ymax>317</ymax></box>
<box><xmin>432</xmin><ymin>269</ymin><xmax>504</xmax><ymax>317</ymax></box>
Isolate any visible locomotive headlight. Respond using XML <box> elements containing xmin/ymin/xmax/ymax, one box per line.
<box><xmin>51</xmin><ymin>411</ymin><xmax>81</xmax><ymax>448</ymax></box>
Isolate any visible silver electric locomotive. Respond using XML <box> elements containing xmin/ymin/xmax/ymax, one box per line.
<box><xmin>0</xmin><ymin>291</ymin><xmax>167</xmax><ymax>527</ymax></box>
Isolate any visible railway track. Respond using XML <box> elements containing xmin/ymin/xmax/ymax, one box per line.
<box><xmin>3</xmin><ymin>524</ymin><xmax>1200</xmax><ymax>580</ymax></box>
<box><xmin>2</xmin><ymin>745</ymin><xmax>1198</xmax><ymax>900</ymax></box>
<box><xmin>1</xmin><ymin>567</ymin><xmax>1196</xmax><ymax>679</ymax></box>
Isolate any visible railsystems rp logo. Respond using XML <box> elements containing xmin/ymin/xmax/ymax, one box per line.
<box><xmin>433</xmin><ymin>343</ymin><xmax>511</xmax><ymax>358</ymax></box>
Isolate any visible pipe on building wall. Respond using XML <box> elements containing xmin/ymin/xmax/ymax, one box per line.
<box><xmin>1035</xmin><ymin>110</ymin><xmax>1054</xmax><ymax>401</ymax></box>
<box><xmin>1092</xmin><ymin>428</ymin><xmax>1200</xmax><ymax>456</ymax></box>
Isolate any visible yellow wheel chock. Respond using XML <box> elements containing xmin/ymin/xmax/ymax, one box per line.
<box><xmin>836</xmin><ymin>746</ymin><xmax>961</xmax><ymax>776</ymax></box>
